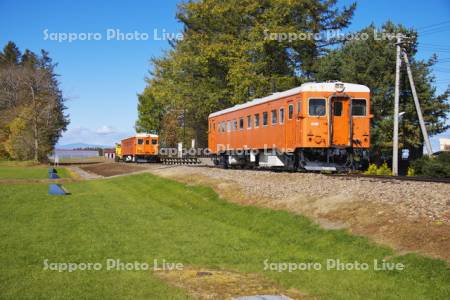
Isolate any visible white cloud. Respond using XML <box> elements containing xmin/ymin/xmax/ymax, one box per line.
<box><xmin>58</xmin><ymin>125</ymin><xmax>133</xmax><ymax>147</ymax></box>
<box><xmin>95</xmin><ymin>125</ymin><xmax>117</xmax><ymax>135</ymax></box>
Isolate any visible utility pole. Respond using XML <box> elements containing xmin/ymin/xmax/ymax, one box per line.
<box><xmin>392</xmin><ymin>35</ymin><xmax>402</xmax><ymax>176</ymax></box>
<box><xmin>402</xmin><ymin>51</ymin><xmax>433</xmax><ymax>156</ymax></box>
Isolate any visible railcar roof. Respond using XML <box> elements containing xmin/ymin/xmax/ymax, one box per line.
<box><xmin>130</xmin><ymin>133</ymin><xmax>159</xmax><ymax>138</ymax></box>
<box><xmin>208</xmin><ymin>82</ymin><xmax>370</xmax><ymax>118</ymax></box>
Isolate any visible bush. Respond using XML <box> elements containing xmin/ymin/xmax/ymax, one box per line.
<box><xmin>407</xmin><ymin>166</ymin><xmax>415</xmax><ymax>177</ymax></box>
<box><xmin>364</xmin><ymin>162</ymin><xmax>392</xmax><ymax>176</ymax></box>
<box><xmin>410</xmin><ymin>152</ymin><xmax>450</xmax><ymax>178</ymax></box>
<box><xmin>376</xmin><ymin>162</ymin><xmax>391</xmax><ymax>176</ymax></box>
<box><xmin>364</xmin><ymin>163</ymin><xmax>378</xmax><ymax>175</ymax></box>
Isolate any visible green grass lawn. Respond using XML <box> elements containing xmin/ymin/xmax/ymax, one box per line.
<box><xmin>0</xmin><ymin>173</ymin><xmax>449</xmax><ymax>299</ymax></box>
<box><xmin>0</xmin><ymin>161</ymin><xmax>71</xmax><ymax>179</ymax></box>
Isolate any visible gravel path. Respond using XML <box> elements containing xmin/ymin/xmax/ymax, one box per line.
<box><xmin>67</xmin><ymin>165</ymin><xmax>103</xmax><ymax>180</ymax></box>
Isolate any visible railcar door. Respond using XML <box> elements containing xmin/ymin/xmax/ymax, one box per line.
<box><xmin>208</xmin><ymin>119</ymin><xmax>216</xmax><ymax>153</ymax></box>
<box><xmin>330</xmin><ymin>96</ymin><xmax>351</xmax><ymax>147</ymax></box>
<box><xmin>144</xmin><ymin>138</ymin><xmax>151</xmax><ymax>154</ymax></box>
<box><xmin>136</xmin><ymin>138</ymin><xmax>145</xmax><ymax>155</ymax></box>
<box><xmin>285</xmin><ymin>101</ymin><xmax>295</xmax><ymax>151</ymax></box>
<box><xmin>150</xmin><ymin>137</ymin><xmax>158</xmax><ymax>155</ymax></box>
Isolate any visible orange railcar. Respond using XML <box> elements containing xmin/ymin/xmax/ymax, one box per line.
<box><xmin>208</xmin><ymin>82</ymin><xmax>371</xmax><ymax>171</ymax></box>
<box><xmin>121</xmin><ymin>133</ymin><xmax>159</xmax><ymax>162</ymax></box>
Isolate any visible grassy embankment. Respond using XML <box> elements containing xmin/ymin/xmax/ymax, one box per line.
<box><xmin>0</xmin><ymin>165</ymin><xmax>448</xmax><ymax>299</ymax></box>
<box><xmin>0</xmin><ymin>161</ymin><xmax>71</xmax><ymax>179</ymax></box>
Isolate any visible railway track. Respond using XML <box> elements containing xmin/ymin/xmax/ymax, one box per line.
<box><xmin>159</xmin><ymin>156</ymin><xmax>202</xmax><ymax>165</ymax></box>
<box><xmin>325</xmin><ymin>173</ymin><xmax>450</xmax><ymax>184</ymax></box>
<box><xmin>162</xmin><ymin>158</ymin><xmax>450</xmax><ymax>184</ymax></box>
<box><xmin>153</xmin><ymin>156</ymin><xmax>450</xmax><ymax>184</ymax></box>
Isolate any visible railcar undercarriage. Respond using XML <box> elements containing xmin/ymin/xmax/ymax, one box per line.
<box><xmin>213</xmin><ymin>148</ymin><xmax>369</xmax><ymax>172</ymax></box>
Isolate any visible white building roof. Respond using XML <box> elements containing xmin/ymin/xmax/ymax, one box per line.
<box><xmin>209</xmin><ymin>82</ymin><xmax>370</xmax><ymax>118</ymax></box>
<box><xmin>440</xmin><ymin>138</ymin><xmax>450</xmax><ymax>151</ymax></box>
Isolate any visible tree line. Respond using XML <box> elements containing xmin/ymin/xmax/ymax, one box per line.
<box><xmin>0</xmin><ymin>42</ymin><xmax>69</xmax><ymax>162</ymax></box>
<box><xmin>136</xmin><ymin>0</ymin><xmax>449</xmax><ymax>161</ymax></box>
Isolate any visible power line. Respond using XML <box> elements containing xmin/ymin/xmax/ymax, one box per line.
<box><xmin>419</xmin><ymin>45</ymin><xmax>450</xmax><ymax>53</ymax></box>
<box><xmin>434</xmin><ymin>61</ymin><xmax>450</xmax><ymax>65</ymax></box>
<box><xmin>419</xmin><ymin>25</ymin><xmax>450</xmax><ymax>36</ymax></box>
<box><xmin>416</xmin><ymin>20</ymin><xmax>450</xmax><ymax>30</ymax></box>
<box><xmin>433</xmin><ymin>66</ymin><xmax>450</xmax><ymax>71</ymax></box>
<box><xmin>420</xmin><ymin>45</ymin><xmax>450</xmax><ymax>49</ymax></box>
<box><xmin>418</xmin><ymin>47</ymin><xmax>450</xmax><ymax>54</ymax></box>
<box><xmin>435</xmin><ymin>58</ymin><xmax>450</xmax><ymax>63</ymax></box>
<box><xmin>421</xmin><ymin>43</ymin><xmax>450</xmax><ymax>49</ymax></box>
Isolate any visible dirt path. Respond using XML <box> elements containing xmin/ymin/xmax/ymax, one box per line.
<box><xmin>69</xmin><ymin>163</ymin><xmax>176</xmax><ymax>179</ymax></box>
<box><xmin>66</xmin><ymin>165</ymin><xmax>103</xmax><ymax>180</ymax></box>
<box><xmin>155</xmin><ymin>267</ymin><xmax>310</xmax><ymax>300</ymax></box>
<box><xmin>79</xmin><ymin>162</ymin><xmax>178</xmax><ymax>178</ymax></box>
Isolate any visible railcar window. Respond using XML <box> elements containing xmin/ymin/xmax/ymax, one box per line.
<box><xmin>271</xmin><ymin>110</ymin><xmax>277</xmax><ymax>124</ymax></box>
<box><xmin>247</xmin><ymin>115</ymin><xmax>251</xmax><ymax>128</ymax></box>
<box><xmin>352</xmin><ymin>99</ymin><xmax>367</xmax><ymax>116</ymax></box>
<box><xmin>288</xmin><ymin>104</ymin><xmax>294</xmax><ymax>119</ymax></box>
<box><xmin>333</xmin><ymin>101</ymin><xmax>343</xmax><ymax>116</ymax></box>
<box><xmin>233</xmin><ymin>119</ymin><xmax>237</xmax><ymax>131</ymax></box>
<box><xmin>227</xmin><ymin>121</ymin><xmax>231</xmax><ymax>132</ymax></box>
<box><xmin>239</xmin><ymin>117</ymin><xmax>244</xmax><ymax>130</ymax></box>
<box><xmin>137</xmin><ymin>139</ymin><xmax>144</xmax><ymax>145</ymax></box>
<box><xmin>297</xmin><ymin>101</ymin><xmax>301</xmax><ymax>113</ymax></box>
<box><xmin>254</xmin><ymin>114</ymin><xmax>260</xmax><ymax>128</ymax></box>
<box><xmin>263</xmin><ymin>112</ymin><xmax>268</xmax><ymax>126</ymax></box>
<box><xmin>280</xmin><ymin>108</ymin><xmax>285</xmax><ymax>124</ymax></box>
<box><xmin>152</xmin><ymin>139</ymin><xmax>157</xmax><ymax>145</ymax></box>
<box><xmin>309</xmin><ymin>99</ymin><xmax>326</xmax><ymax>116</ymax></box>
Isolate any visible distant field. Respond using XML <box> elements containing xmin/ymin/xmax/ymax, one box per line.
<box><xmin>0</xmin><ymin>161</ymin><xmax>71</xmax><ymax>179</ymax></box>
<box><xmin>0</xmin><ymin>171</ymin><xmax>448</xmax><ymax>299</ymax></box>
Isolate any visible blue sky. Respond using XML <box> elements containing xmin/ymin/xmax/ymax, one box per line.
<box><xmin>1</xmin><ymin>0</ymin><xmax>449</xmax><ymax>149</ymax></box>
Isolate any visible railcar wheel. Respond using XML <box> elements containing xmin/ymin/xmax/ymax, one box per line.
<box><xmin>219</xmin><ymin>155</ymin><xmax>228</xmax><ymax>169</ymax></box>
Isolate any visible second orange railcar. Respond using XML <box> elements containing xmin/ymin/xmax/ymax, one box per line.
<box><xmin>121</xmin><ymin>133</ymin><xmax>159</xmax><ymax>162</ymax></box>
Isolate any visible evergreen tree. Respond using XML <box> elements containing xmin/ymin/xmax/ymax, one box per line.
<box><xmin>0</xmin><ymin>41</ymin><xmax>21</xmax><ymax>66</ymax></box>
<box><xmin>314</xmin><ymin>22</ymin><xmax>450</xmax><ymax>160</ymax></box>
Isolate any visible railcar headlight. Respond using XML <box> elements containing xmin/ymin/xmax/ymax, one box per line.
<box><xmin>335</xmin><ymin>82</ymin><xmax>345</xmax><ymax>92</ymax></box>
